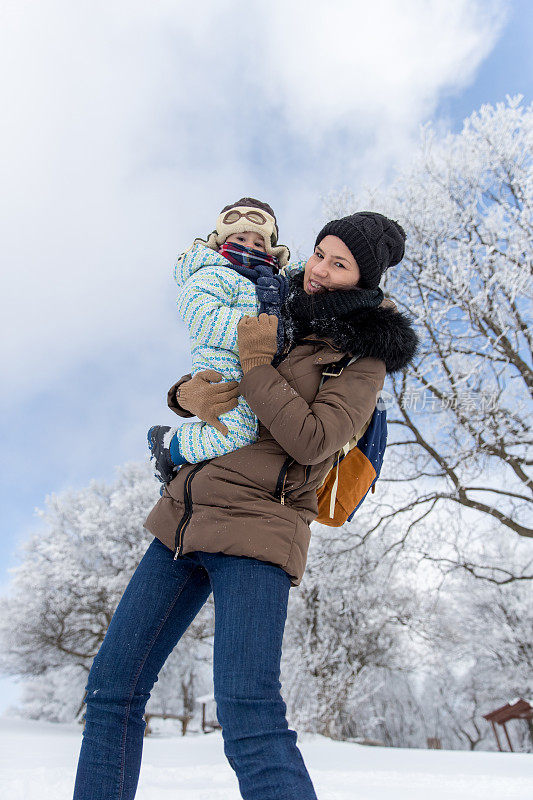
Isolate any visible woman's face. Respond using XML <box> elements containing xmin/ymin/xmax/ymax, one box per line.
<box><xmin>303</xmin><ymin>235</ymin><xmax>360</xmax><ymax>294</ymax></box>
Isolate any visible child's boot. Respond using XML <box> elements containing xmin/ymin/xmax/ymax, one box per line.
<box><xmin>147</xmin><ymin>425</ymin><xmax>179</xmax><ymax>484</ymax></box>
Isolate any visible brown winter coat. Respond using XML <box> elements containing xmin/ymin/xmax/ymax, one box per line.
<box><xmin>144</xmin><ymin>299</ymin><xmax>419</xmax><ymax>587</ymax></box>
<box><xmin>145</xmin><ymin>344</ymin><xmax>387</xmax><ymax>587</ymax></box>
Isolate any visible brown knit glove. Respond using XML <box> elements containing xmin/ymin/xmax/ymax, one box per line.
<box><xmin>176</xmin><ymin>369</ymin><xmax>240</xmax><ymax>436</ymax></box>
<box><xmin>237</xmin><ymin>313</ymin><xmax>278</xmax><ymax>374</ymax></box>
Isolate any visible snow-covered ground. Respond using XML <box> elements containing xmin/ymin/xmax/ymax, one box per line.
<box><xmin>1</xmin><ymin>716</ymin><xmax>531</xmax><ymax>799</ymax></box>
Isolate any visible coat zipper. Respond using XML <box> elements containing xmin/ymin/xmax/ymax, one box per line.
<box><xmin>173</xmin><ymin>462</ymin><xmax>207</xmax><ymax>560</ymax></box>
<box><xmin>274</xmin><ymin>459</ymin><xmax>311</xmax><ymax>505</ymax></box>
<box><xmin>274</xmin><ymin>457</ymin><xmax>294</xmax><ymax>504</ymax></box>
<box><xmin>280</xmin><ymin>474</ymin><xmax>287</xmax><ymax>504</ymax></box>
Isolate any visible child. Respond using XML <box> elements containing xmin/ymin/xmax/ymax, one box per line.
<box><xmin>148</xmin><ymin>198</ymin><xmax>290</xmax><ymax>485</ymax></box>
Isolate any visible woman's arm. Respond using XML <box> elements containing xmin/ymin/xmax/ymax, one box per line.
<box><xmin>170</xmin><ymin>315</ymin><xmax>385</xmax><ymax>461</ymax></box>
<box><xmin>239</xmin><ymin>359</ymin><xmax>385</xmax><ymax>465</ymax></box>
<box><xmin>237</xmin><ymin>315</ymin><xmax>385</xmax><ymax>465</ymax></box>
<box><xmin>167</xmin><ymin>370</ymin><xmax>240</xmax><ymax>435</ymax></box>
<box><xmin>167</xmin><ymin>375</ymin><xmax>194</xmax><ymax>417</ymax></box>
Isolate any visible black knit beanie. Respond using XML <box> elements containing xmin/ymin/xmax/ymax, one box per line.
<box><xmin>315</xmin><ymin>211</ymin><xmax>406</xmax><ymax>289</ymax></box>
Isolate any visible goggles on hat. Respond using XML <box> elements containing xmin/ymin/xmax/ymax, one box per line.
<box><xmin>222</xmin><ymin>209</ymin><xmax>268</xmax><ymax>226</ymax></box>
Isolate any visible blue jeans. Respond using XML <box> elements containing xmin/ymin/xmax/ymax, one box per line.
<box><xmin>73</xmin><ymin>536</ymin><xmax>318</xmax><ymax>800</ymax></box>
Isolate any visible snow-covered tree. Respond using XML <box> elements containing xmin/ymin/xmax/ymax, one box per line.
<box><xmin>282</xmin><ymin>528</ymin><xmax>418</xmax><ymax>740</ymax></box>
<box><xmin>323</xmin><ymin>96</ymin><xmax>532</xmax><ymax>575</ymax></box>
<box><xmin>415</xmin><ymin>564</ymin><xmax>533</xmax><ymax>753</ymax></box>
<box><xmin>0</xmin><ymin>463</ymin><xmax>215</xmax><ymax>723</ymax></box>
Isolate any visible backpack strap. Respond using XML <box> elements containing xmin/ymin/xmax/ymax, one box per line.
<box><xmin>319</xmin><ymin>353</ymin><xmax>359</xmax><ymax>388</ymax></box>
<box><xmin>328</xmin><ymin>442</ymin><xmax>351</xmax><ymax>518</ymax></box>
<box><xmin>318</xmin><ymin>353</ymin><xmax>360</xmax><ymax>518</ymax></box>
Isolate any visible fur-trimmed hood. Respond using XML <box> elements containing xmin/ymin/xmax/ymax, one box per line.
<box><xmin>312</xmin><ymin>302</ymin><xmax>420</xmax><ymax>374</ymax></box>
<box><xmin>284</xmin><ymin>267</ymin><xmax>420</xmax><ymax>375</ymax></box>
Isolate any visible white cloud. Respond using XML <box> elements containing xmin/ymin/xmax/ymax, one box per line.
<box><xmin>263</xmin><ymin>0</ymin><xmax>506</xmax><ymax>127</ymax></box>
<box><xmin>0</xmin><ymin>0</ymin><xmax>507</xmax><ymax>407</ymax></box>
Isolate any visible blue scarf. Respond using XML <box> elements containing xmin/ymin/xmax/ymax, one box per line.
<box><xmin>219</xmin><ymin>241</ymin><xmax>289</xmax><ymax>357</ymax></box>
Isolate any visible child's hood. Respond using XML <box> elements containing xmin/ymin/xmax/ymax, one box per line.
<box><xmin>282</xmin><ymin>260</ymin><xmax>306</xmax><ymax>278</ymax></box>
<box><xmin>174</xmin><ymin>242</ymin><xmax>307</xmax><ymax>288</ymax></box>
<box><xmin>174</xmin><ymin>241</ymin><xmax>231</xmax><ymax>288</ymax></box>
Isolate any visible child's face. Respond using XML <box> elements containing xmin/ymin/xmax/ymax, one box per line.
<box><xmin>225</xmin><ymin>231</ymin><xmax>266</xmax><ymax>252</ymax></box>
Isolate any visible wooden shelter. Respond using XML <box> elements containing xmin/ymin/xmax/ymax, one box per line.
<box><xmin>196</xmin><ymin>692</ymin><xmax>222</xmax><ymax>734</ymax></box>
<box><xmin>427</xmin><ymin>737</ymin><xmax>442</xmax><ymax>749</ymax></box>
<box><xmin>483</xmin><ymin>698</ymin><xmax>533</xmax><ymax>752</ymax></box>
<box><xmin>144</xmin><ymin>711</ymin><xmax>192</xmax><ymax>737</ymax></box>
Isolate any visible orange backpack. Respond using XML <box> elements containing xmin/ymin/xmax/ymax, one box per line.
<box><xmin>315</xmin><ymin>356</ymin><xmax>388</xmax><ymax>527</ymax></box>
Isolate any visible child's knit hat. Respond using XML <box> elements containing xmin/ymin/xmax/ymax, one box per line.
<box><xmin>195</xmin><ymin>197</ymin><xmax>291</xmax><ymax>267</ymax></box>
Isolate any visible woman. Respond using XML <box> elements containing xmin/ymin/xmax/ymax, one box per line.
<box><xmin>73</xmin><ymin>212</ymin><xmax>419</xmax><ymax>800</ymax></box>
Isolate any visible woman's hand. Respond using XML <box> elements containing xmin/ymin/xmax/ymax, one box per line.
<box><xmin>237</xmin><ymin>314</ymin><xmax>278</xmax><ymax>374</ymax></box>
<box><xmin>176</xmin><ymin>369</ymin><xmax>240</xmax><ymax>436</ymax></box>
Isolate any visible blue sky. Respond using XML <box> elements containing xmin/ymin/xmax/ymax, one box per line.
<box><xmin>0</xmin><ymin>0</ymin><xmax>531</xmax><ymax>712</ymax></box>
